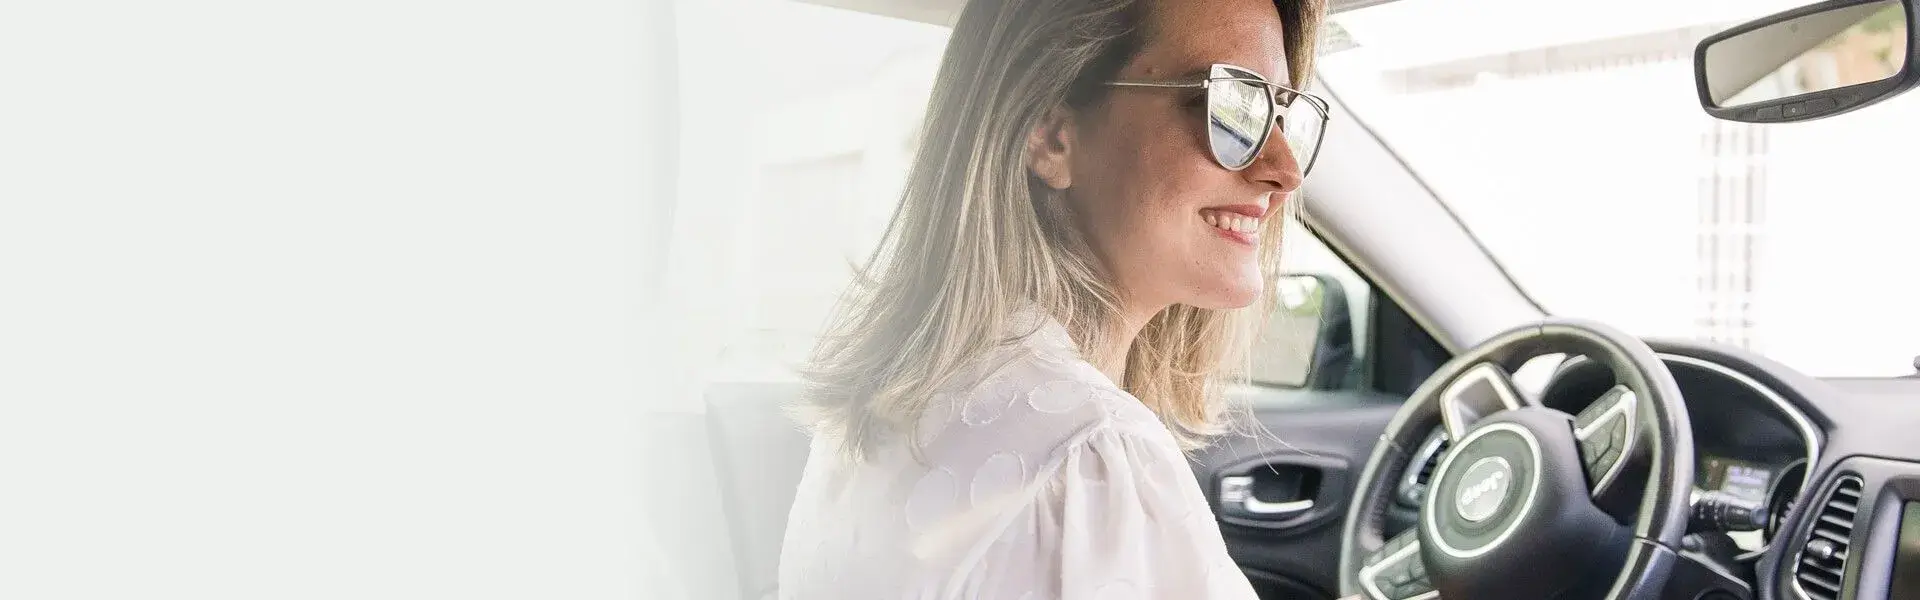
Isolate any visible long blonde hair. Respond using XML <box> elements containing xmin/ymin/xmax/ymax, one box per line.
<box><xmin>799</xmin><ymin>0</ymin><xmax>1325</xmax><ymax>460</ymax></box>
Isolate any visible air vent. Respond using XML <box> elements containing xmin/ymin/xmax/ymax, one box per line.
<box><xmin>1794</xmin><ymin>475</ymin><xmax>1863</xmax><ymax>600</ymax></box>
<box><xmin>1397</xmin><ymin>432</ymin><xmax>1451</xmax><ymax>506</ymax></box>
<box><xmin>1415</xmin><ymin>438</ymin><xmax>1450</xmax><ymax>485</ymax></box>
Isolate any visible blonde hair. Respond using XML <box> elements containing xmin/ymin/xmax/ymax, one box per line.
<box><xmin>799</xmin><ymin>0</ymin><xmax>1326</xmax><ymax>460</ymax></box>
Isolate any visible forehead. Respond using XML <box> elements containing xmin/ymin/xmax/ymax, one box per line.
<box><xmin>1126</xmin><ymin>0</ymin><xmax>1291</xmax><ymax>83</ymax></box>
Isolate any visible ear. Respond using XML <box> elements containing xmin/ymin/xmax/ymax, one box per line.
<box><xmin>1025</xmin><ymin>105</ymin><xmax>1077</xmax><ymax>190</ymax></box>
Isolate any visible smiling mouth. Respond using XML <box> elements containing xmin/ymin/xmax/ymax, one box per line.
<box><xmin>1202</xmin><ymin>209</ymin><xmax>1262</xmax><ymax>236</ymax></box>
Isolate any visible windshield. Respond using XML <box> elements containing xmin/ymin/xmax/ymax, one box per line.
<box><xmin>1320</xmin><ymin>0</ymin><xmax>1920</xmax><ymax>378</ymax></box>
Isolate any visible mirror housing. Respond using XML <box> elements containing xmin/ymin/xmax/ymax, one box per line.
<box><xmin>1253</xmin><ymin>273</ymin><xmax>1356</xmax><ymax>389</ymax></box>
<box><xmin>1696</xmin><ymin>0</ymin><xmax>1920</xmax><ymax>123</ymax></box>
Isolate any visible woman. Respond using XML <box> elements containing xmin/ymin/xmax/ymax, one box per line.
<box><xmin>781</xmin><ymin>0</ymin><xmax>1330</xmax><ymax>597</ymax></box>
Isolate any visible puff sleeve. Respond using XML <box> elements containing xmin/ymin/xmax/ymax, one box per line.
<box><xmin>980</xmin><ymin>421</ymin><xmax>1259</xmax><ymax>600</ymax></box>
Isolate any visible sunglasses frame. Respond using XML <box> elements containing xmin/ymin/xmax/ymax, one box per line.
<box><xmin>1104</xmin><ymin>63</ymin><xmax>1331</xmax><ymax>175</ymax></box>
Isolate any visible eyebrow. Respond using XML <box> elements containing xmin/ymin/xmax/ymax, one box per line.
<box><xmin>1198</xmin><ymin>65</ymin><xmax>1277</xmax><ymax>80</ymax></box>
<box><xmin>1157</xmin><ymin>64</ymin><xmax>1290</xmax><ymax>83</ymax></box>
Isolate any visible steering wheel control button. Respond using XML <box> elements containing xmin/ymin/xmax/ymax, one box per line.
<box><xmin>1396</xmin><ymin>577</ymin><xmax>1434</xmax><ymax>599</ymax></box>
<box><xmin>1588</xmin><ymin>446</ymin><xmax>1623</xmax><ymax>488</ymax></box>
<box><xmin>1583</xmin><ymin>428</ymin><xmax>1613</xmax><ymax>457</ymax></box>
<box><xmin>1571</xmin><ymin>387</ymin><xmax>1637</xmax><ymax>494</ymax></box>
<box><xmin>1453</xmin><ymin>457</ymin><xmax>1513</xmax><ymax>522</ymax></box>
<box><xmin>1365</xmin><ymin>534</ymin><xmax>1410</xmax><ymax>568</ymax></box>
<box><xmin>1584</xmin><ymin>441</ymin><xmax>1609</xmax><ymax>466</ymax></box>
<box><xmin>1573</xmin><ymin>396</ymin><xmax>1608</xmax><ymax>429</ymax></box>
<box><xmin>1359</xmin><ymin>533</ymin><xmax>1431</xmax><ymax>600</ymax></box>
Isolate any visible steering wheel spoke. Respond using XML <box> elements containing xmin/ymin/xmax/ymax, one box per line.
<box><xmin>1571</xmin><ymin>384</ymin><xmax>1638</xmax><ymax>498</ymax></box>
<box><xmin>1438</xmin><ymin>362</ymin><xmax>1529</xmax><ymax>440</ymax></box>
<box><xmin>1358</xmin><ymin>530</ymin><xmax>1438</xmax><ymax>600</ymax></box>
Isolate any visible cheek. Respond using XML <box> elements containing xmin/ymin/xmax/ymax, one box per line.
<box><xmin>1070</xmin><ymin>116</ymin><xmax>1264</xmax><ymax>308</ymax></box>
<box><xmin>1072</xmin><ymin>125</ymin><xmax>1190</xmax><ymax>248</ymax></box>
<box><xmin>1080</xmin><ymin>117</ymin><xmax>1207</xmax><ymax>223</ymax></box>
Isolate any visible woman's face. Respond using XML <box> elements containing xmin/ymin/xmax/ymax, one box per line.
<box><xmin>1035</xmin><ymin>0</ymin><xmax>1304</xmax><ymax>320</ymax></box>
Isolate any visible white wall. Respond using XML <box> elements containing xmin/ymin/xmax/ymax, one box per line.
<box><xmin>1</xmin><ymin>1</ymin><xmax>658</xmax><ymax>597</ymax></box>
<box><xmin>658</xmin><ymin>0</ymin><xmax>950</xmax><ymax>393</ymax></box>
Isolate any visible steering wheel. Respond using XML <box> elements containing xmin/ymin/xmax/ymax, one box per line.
<box><xmin>1337</xmin><ymin>319</ymin><xmax>1695</xmax><ymax>599</ymax></box>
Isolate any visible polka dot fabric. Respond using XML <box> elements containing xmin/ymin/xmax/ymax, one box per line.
<box><xmin>777</xmin><ymin>316</ymin><xmax>1259</xmax><ymax>599</ymax></box>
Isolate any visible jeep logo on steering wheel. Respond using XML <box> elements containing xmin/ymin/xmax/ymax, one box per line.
<box><xmin>1454</xmin><ymin>457</ymin><xmax>1513</xmax><ymax>523</ymax></box>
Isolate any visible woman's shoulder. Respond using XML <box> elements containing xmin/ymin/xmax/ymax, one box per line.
<box><xmin>911</xmin><ymin>336</ymin><xmax>1166</xmax><ymax>473</ymax></box>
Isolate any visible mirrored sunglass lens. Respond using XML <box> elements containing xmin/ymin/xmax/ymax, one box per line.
<box><xmin>1283</xmin><ymin>107</ymin><xmax>1323</xmax><ymax>172</ymax></box>
<box><xmin>1207</xmin><ymin>77</ymin><xmax>1270</xmax><ymax>169</ymax></box>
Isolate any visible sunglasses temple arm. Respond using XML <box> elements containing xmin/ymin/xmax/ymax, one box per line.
<box><xmin>1105</xmin><ymin>81</ymin><xmax>1209</xmax><ymax>89</ymax></box>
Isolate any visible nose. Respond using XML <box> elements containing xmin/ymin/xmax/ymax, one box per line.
<box><xmin>1243</xmin><ymin>123</ymin><xmax>1303</xmax><ymax>194</ymax></box>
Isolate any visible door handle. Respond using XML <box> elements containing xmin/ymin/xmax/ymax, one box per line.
<box><xmin>1220</xmin><ymin>475</ymin><xmax>1315</xmax><ymax>515</ymax></box>
<box><xmin>1210</xmin><ymin>455</ymin><xmax>1348</xmax><ymax>530</ymax></box>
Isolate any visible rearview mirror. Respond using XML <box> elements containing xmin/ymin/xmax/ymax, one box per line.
<box><xmin>1696</xmin><ymin>0</ymin><xmax>1919</xmax><ymax>122</ymax></box>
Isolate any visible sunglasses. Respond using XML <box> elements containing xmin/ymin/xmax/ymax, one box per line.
<box><xmin>1106</xmin><ymin>64</ymin><xmax>1330</xmax><ymax>175</ymax></box>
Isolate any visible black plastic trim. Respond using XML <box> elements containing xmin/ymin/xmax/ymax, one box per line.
<box><xmin>1694</xmin><ymin>0</ymin><xmax>1920</xmax><ymax>123</ymax></box>
<box><xmin>1781</xmin><ymin>458</ymin><xmax>1920</xmax><ymax>600</ymax></box>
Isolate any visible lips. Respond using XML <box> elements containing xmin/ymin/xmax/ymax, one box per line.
<box><xmin>1205</xmin><ymin>202</ymin><xmax>1269</xmax><ymax>219</ymax></box>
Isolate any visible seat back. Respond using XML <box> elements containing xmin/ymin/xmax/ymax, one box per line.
<box><xmin>703</xmin><ymin>382</ymin><xmax>813</xmax><ymax>600</ymax></box>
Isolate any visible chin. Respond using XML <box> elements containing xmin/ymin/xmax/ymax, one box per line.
<box><xmin>1188</xmin><ymin>281</ymin><xmax>1263</xmax><ymax>311</ymax></box>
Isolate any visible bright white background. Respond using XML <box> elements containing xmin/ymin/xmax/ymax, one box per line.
<box><xmin>1</xmin><ymin>0</ymin><xmax>674</xmax><ymax>597</ymax></box>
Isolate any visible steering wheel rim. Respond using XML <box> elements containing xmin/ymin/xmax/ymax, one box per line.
<box><xmin>1337</xmin><ymin>319</ymin><xmax>1695</xmax><ymax>600</ymax></box>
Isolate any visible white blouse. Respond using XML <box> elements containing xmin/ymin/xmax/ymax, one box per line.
<box><xmin>777</xmin><ymin>316</ymin><xmax>1258</xmax><ymax>599</ymax></box>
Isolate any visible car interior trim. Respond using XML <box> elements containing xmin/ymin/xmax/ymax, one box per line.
<box><xmin>1437</xmin><ymin>362</ymin><xmax>1524</xmax><ymax>438</ymax></box>
<box><xmin>1397</xmin><ymin>429</ymin><xmax>1449</xmax><ymax>504</ymax></box>
<box><xmin>1788</xmin><ymin>473</ymin><xmax>1864</xmax><ymax>600</ymax></box>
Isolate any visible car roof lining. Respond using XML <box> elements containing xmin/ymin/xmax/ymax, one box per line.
<box><xmin>797</xmin><ymin>0</ymin><xmax>1404</xmax><ymax>27</ymax></box>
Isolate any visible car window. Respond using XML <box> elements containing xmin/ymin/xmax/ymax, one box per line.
<box><xmin>1250</xmin><ymin>219</ymin><xmax>1374</xmax><ymax>388</ymax></box>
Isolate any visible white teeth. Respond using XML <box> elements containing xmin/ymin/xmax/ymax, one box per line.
<box><xmin>1203</xmin><ymin>210</ymin><xmax>1260</xmax><ymax>235</ymax></box>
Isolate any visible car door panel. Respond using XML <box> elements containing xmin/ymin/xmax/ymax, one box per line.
<box><xmin>1192</xmin><ymin>388</ymin><xmax>1406</xmax><ymax>599</ymax></box>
